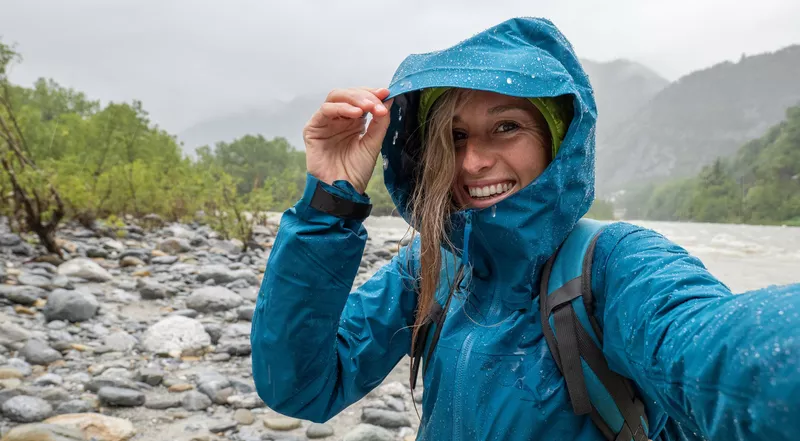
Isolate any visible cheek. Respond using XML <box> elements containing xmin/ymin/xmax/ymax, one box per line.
<box><xmin>505</xmin><ymin>141</ymin><xmax>548</xmax><ymax>187</ymax></box>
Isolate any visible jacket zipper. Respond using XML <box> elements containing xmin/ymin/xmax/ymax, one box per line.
<box><xmin>452</xmin><ymin>211</ymin><xmax>503</xmax><ymax>441</ymax></box>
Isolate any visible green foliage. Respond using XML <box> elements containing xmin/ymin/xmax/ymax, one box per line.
<box><xmin>629</xmin><ymin>105</ymin><xmax>800</xmax><ymax>225</ymax></box>
<box><xmin>366</xmin><ymin>161</ymin><xmax>397</xmax><ymax>216</ymax></box>
<box><xmin>585</xmin><ymin>198</ymin><xmax>615</xmax><ymax>220</ymax></box>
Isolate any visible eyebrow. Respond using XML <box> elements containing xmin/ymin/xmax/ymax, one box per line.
<box><xmin>487</xmin><ymin>104</ymin><xmax>531</xmax><ymax>115</ymax></box>
<box><xmin>452</xmin><ymin>103</ymin><xmax>532</xmax><ymax>122</ymax></box>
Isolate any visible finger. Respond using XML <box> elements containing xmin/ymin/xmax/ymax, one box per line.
<box><xmin>362</xmin><ymin>98</ymin><xmax>394</xmax><ymax>153</ymax></box>
<box><xmin>319</xmin><ymin>102</ymin><xmax>364</xmax><ymax>119</ymax></box>
<box><xmin>326</xmin><ymin>88</ymin><xmax>387</xmax><ymax>115</ymax></box>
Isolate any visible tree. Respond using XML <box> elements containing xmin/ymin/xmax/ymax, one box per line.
<box><xmin>0</xmin><ymin>40</ymin><xmax>65</xmax><ymax>254</ymax></box>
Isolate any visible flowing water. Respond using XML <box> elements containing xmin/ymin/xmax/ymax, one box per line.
<box><xmin>364</xmin><ymin>216</ymin><xmax>800</xmax><ymax>292</ymax></box>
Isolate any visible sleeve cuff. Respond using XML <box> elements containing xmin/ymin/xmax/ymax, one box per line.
<box><xmin>296</xmin><ymin>173</ymin><xmax>372</xmax><ymax>221</ymax></box>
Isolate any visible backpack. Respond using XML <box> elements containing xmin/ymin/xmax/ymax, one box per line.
<box><xmin>540</xmin><ymin>218</ymin><xmax>649</xmax><ymax>441</ymax></box>
<box><xmin>410</xmin><ymin>219</ymin><xmax>650</xmax><ymax>441</ymax></box>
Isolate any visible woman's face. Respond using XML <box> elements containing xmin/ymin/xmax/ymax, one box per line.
<box><xmin>451</xmin><ymin>91</ymin><xmax>550</xmax><ymax>210</ymax></box>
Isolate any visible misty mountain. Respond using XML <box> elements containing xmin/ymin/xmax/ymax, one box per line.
<box><xmin>597</xmin><ymin>45</ymin><xmax>800</xmax><ymax>195</ymax></box>
<box><xmin>177</xmin><ymin>94</ymin><xmax>324</xmax><ymax>155</ymax></box>
<box><xmin>177</xmin><ymin>59</ymin><xmax>668</xmax><ymax>156</ymax></box>
<box><xmin>581</xmin><ymin>59</ymin><xmax>669</xmax><ymax>136</ymax></box>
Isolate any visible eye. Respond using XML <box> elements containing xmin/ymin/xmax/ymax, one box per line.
<box><xmin>452</xmin><ymin>129</ymin><xmax>468</xmax><ymax>146</ymax></box>
<box><xmin>496</xmin><ymin>121</ymin><xmax>520</xmax><ymax>133</ymax></box>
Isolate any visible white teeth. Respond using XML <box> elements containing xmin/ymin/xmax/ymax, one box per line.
<box><xmin>467</xmin><ymin>182</ymin><xmax>514</xmax><ymax>198</ymax></box>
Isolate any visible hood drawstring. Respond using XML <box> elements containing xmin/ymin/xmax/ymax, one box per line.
<box><xmin>460</xmin><ymin>211</ymin><xmax>473</xmax><ymax>269</ymax></box>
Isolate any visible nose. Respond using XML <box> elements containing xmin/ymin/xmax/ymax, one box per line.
<box><xmin>459</xmin><ymin>140</ymin><xmax>495</xmax><ymax>175</ymax></box>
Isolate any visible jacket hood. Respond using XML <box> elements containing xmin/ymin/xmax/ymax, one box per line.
<box><xmin>380</xmin><ymin>17</ymin><xmax>597</xmax><ymax>309</ymax></box>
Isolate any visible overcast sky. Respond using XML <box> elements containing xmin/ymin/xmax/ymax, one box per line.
<box><xmin>2</xmin><ymin>0</ymin><xmax>799</xmax><ymax>133</ymax></box>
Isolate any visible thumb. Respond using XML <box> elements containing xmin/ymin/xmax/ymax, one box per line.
<box><xmin>362</xmin><ymin>98</ymin><xmax>394</xmax><ymax>156</ymax></box>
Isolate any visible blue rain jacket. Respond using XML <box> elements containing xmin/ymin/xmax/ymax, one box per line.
<box><xmin>251</xmin><ymin>17</ymin><xmax>800</xmax><ymax>441</ymax></box>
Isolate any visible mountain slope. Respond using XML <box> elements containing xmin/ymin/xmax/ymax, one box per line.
<box><xmin>597</xmin><ymin>45</ymin><xmax>800</xmax><ymax>195</ymax></box>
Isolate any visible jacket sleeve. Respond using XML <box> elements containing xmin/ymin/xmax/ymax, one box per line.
<box><xmin>250</xmin><ymin>174</ymin><xmax>418</xmax><ymax>422</ymax></box>
<box><xmin>593</xmin><ymin>222</ymin><xmax>800</xmax><ymax>441</ymax></box>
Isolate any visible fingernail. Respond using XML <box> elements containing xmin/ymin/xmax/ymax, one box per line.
<box><xmin>376</xmin><ymin>103</ymin><xmax>386</xmax><ymax>112</ymax></box>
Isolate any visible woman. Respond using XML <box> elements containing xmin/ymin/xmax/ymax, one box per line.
<box><xmin>250</xmin><ymin>17</ymin><xmax>800</xmax><ymax>440</ymax></box>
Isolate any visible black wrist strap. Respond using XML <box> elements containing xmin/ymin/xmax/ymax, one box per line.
<box><xmin>309</xmin><ymin>181</ymin><xmax>372</xmax><ymax>221</ymax></box>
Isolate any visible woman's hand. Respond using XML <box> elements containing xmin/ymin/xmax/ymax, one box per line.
<box><xmin>303</xmin><ymin>87</ymin><xmax>394</xmax><ymax>194</ymax></box>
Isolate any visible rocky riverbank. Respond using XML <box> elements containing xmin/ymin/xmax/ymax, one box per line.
<box><xmin>0</xmin><ymin>215</ymin><xmax>419</xmax><ymax>441</ymax></box>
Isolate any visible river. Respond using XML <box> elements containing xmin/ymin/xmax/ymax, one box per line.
<box><xmin>363</xmin><ymin>217</ymin><xmax>800</xmax><ymax>293</ymax></box>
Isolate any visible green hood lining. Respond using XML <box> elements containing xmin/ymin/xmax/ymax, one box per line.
<box><xmin>417</xmin><ymin>87</ymin><xmax>572</xmax><ymax>158</ymax></box>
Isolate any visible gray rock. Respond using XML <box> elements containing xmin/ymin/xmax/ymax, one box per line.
<box><xmin>85</xmin><ymin>377</ymin><xmax>141</xmax><ymax>393</ymax></box>
<box><xmin>0</xmin><ymin>423</ymin><xmax>86</xmax><ymax>440</ymax></box>
<box><xmin>373</xmin><ymin>249</ymin><xmax>393</xmax><ymax>260</ymax></box>
<box><xmin>217</xmin><ymin>339</ymin><xmax>251</xmax><ymax>356</ymax></box>
<box><xmin>46</xmin><ymin>320</ymin><xmax>67</xmax><ymax>330</ymax></box>
<box><xmin>198</xmin><ymin>376</ymin><xmax>232</xmax><ymax>404</ymax></box>
<box><xmin>43</xmin><ymin>288</ymin><xmax>99</xmax><ymax>322</ymax></box>
<box><xmin>260</xmin><ymin>434</ymin><xmax>304</xmax><ymax>441</ymax></box>
<box><xmin>209</xmin><ymin>353</ymin><xmax>231</xmax><ymax>362</ymax></box>
<box><xmin>207</xmin><ymin>419</ymin><xmax>238</xmax><ymax>433</ymax></box>
<box><xmin>0</xmin><ymin>323</ymin><xmax>32</xmax><ymax>348</ymax></box>
<box><xmin>152</xmin><ymin>255</ymin><xmax>179</xmax><ymax>265</ymax></box>
<box><xmin>50</xmin><ymin>275</ymin><xmax>73</xmax><ymax>290</ymax></box>
<box><xmin>99</xmin><ymin>367</ymin><xmax>133</xmax><ymax>379</ymax></box>
<box><xmin>48</xmin><ymin>329</ymin><xmax>74</xmax><ymax>343</ymax></box>
<box><xmin>118</xmin><ymin>249</ymin><xmax>149</xmax><ymax>263</ymax></box>
<box><xmin>1</xmin><ymin>395</ymin><xmax>53</xmax><ymax>422</ymax></box>
<box><xmin>0</xmin><ymin>388</ymin><xmax>24</xmax><ymax>406</ymax></box>
<box><xmin>98</xmin><ymin>386</ymin><xmax>145</xmax><ymax>407</ymax></box>
<box><xmin>342</xmin><ymin>424</ymin><xmax>395</xmax><ymax>441</ymax></box>
<box><xmin>226</xmin><ymin>392</ymin><xmax>264</xmax><ymax>409</ymax></box>
<box><xmin>228</xmin><ymin>378</ymin><xmax>255</xmax><ymax>394</ymax></box>
<box><xmin>20</xmin><ymin>340</ymin><xmax>62</xmax><ymax>365</ymax></box>
<box><xmin>208</xmin><ymin>239</ymin><xmax>244</xmax><ymax>255</ymax></box>
<box><xmin>56</xmin><ymin>258</ymin><xmax>112</xmax><ymax>282</ymax></box>
<box><xmin>136</xmin><ymin>368</ymin><xmax>164</xmax><ymax>386</ymax></box>
<box><xmin>101</xmin><ymin>238</ymin><xmax>125</xmax><ymax>252</ymax></box>
<box><xmin>144</xmin><ymin>394</ymin><xmax>182</xmax><ymax>409</ymax></box>
<box><xmin>5</xmin><ymin>358</ymin><xmax>32</xmax><ymax>376</ymax></box>
<box><xmin>186</xmin><ymin>286</ymin><xmax>243</xmax><ymax>313</ymax></box>
<box><xmin>0</xmin><ymin>233</ymin><xmax>22</xmax><ymax>246</ymax></box>
<box><xmin>120</xmin><ymin>256</ymin><xmax>145</xmax><ymax>267</ymax></box>
<box><xmin>86</xmin><ymin>247</ymin><xmax>109</xmax><ymax>258</ymax></box>
<box><xmin>38</xmin><ymin>387</ymin><xmax>70</xmax><ymax>403</ymax></box>
<box><xmin>170</xmin><ymin>309</ymin><xmax>199</xmax><ymax>318</ymax></box>
<box><xmin>361</xmin><ymin>408</ymin><xmax>411</xmax><ymax>428</ymax></box>
<box><xmin>33</xmin><ymin>373</ymin><xmax>63</xmax><ymax>387</ymax></box>
<box><xmin>307</xmin><ymin>423</ymin><xmax>335</xmax><ymax>439</ymax></box>
<box><xmin>141</xmin><ymin>316</ymin><xmax>211</xmax><ymax>357</ymax></box>
<box><xmin>157</xmin><ymin>237</ymin><xmax>192</xmax><ymax>255</ymax></box>
<box><xmin>136</xmin><ymin>278</ymin><xmax>175</xmax><ymax>300</ymax></box>
<box><xmin>54</xmin><ymin>399</ymin><xmax>94</xmax><ymax>414</ymax></box>
<box><xmin>103</xmin><ymin>331</ymin><xmax>138</xmax><ymax>352</ymax></box>
<box><xmin>263</xmin><ymin>416</ymin><xmax>301</xmax><ymax>431</ymax></box>
<box><xmin>220</xmin><ymin>323</ymin><xmax>251</xmax><ymax>340</ymax></box>
<box><xmin>181</xmin><ymin>390</ymin><xmax>212</xmax><ymax>411</ymax></box>
<box><xmin>383</xmin><ymin>396</ymin><xmax>405</xmax><ymax>412</ymax></box>
<box><xmin>0</xmin><ymin>285</ymin><xmax>45</xmax><ymax>305</ymax></box>
<box><xmin>17</xmin><ymin>273</ymin><xmax>53</xmax><ymax>289</ymax></box>
<box><xmin>237</xmin><ymin>306</ymin><xmax>255</xmax><ymax>321</ymax></box>
<box><xmin>164</xmin><ymin>224</ymin><xmax>194</xmax><ymax>239</ymax></box>
<box><xmin>196</xmin><ymin>265</ymin><xmax>257</xmax><ymax>285</ymax></box>
<box><xmin>203</xmin><ymin>323</ymin><xmax>222</xmax><ymax>344</ymax></box>
<box><xmin>233</xmin><ymin>408</ymin><xmax>254</xmax><ymax>425</ymax></box>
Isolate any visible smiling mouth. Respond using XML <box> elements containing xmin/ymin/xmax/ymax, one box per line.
<box><xmin>464</xmin><ymin>181</ymin><xmax>516</xmax><ymax>201</ymax></box>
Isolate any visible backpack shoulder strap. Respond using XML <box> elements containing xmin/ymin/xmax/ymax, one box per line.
<box><xmin>540</xmin><ymin>218</ymin><xmax>650</xmax><ymax>441</ymax></box>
